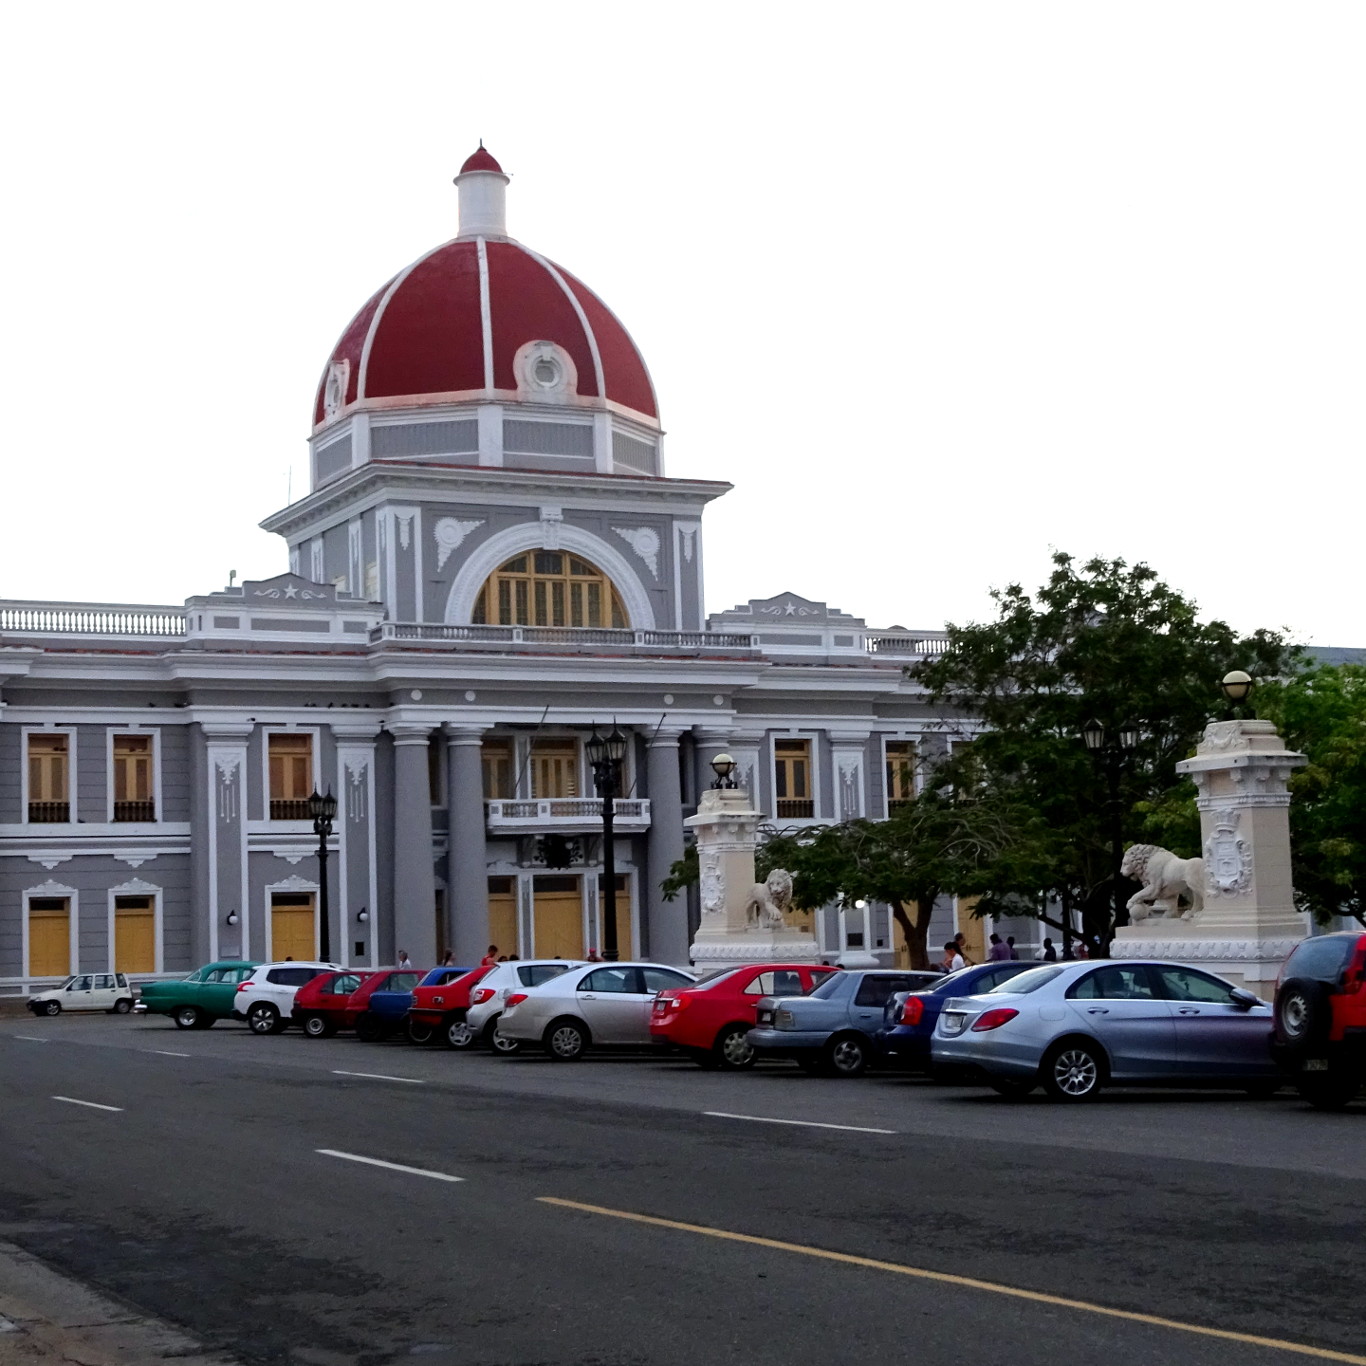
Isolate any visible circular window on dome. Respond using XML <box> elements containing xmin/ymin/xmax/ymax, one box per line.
<box><xmin>533</xmin><ymin>357</ymin><xmax>561</xmax><ymax>387</ymax></box>
<box><xmin>516</xmin><ymin>341</ymin><xmax>575</xmax><ymax>399</ymax></box>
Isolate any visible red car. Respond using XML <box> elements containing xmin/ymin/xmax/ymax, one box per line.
<box><xmin>292</xmin><ymin>969</ymin><xmax>379</xmax><ymax>1038</ymax></box>
<box><xmin>1272</xmin><ymin>930</ymin><xmax>1366</xmax><ymax>1109</ymax></box>
<box><xmin>651</xmin><ymin>963</ymin><xmax>837</xmax><ymax>1069</ymax></box>
<box><xmin>408</xmin><ymin>966</ymin><xmax>496</xmax><ymax>1050</ymax></box>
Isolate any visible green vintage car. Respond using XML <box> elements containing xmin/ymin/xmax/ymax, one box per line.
<box><xmin>135</xmin><ymin>961</ymin><xmax>259</xmax><ymax>1029</ymax></box>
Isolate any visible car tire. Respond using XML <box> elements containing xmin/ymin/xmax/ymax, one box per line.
<box><xmin>821</xmin><ymin>1033</ymin><xmax>870</xmax><ymax>1078</ymax></box>
<box><xmin>543</xmin><ymin>1018</ymin><xmax>588</xmax><ymax>1061</ymax></box>
<box><xmin>302</xmin><ymin>1014</ymin><xmax>334</xmax><ymax>1039</ymax></box>
<box><xmin>988</xmin><ymin>1076</ymin><xmax>1036</xmax><ymax>1100</ymax></box>
<box><xmin>172</xmin><ymin>1005</ymin><xmax>201</xmax><ymax>1030</ymax></box>
<box><xmin>1297</xmin><ymin>1075</ymin><xmax>1360</xmax><ymax>1112</ymax></box>
<box><xmin>247</xmin><ymin>1003</ymin><xmax>282</xmax><ymax>1036</ymax></box>
<box><xmin>714</xmin><ymin>1023</ymin><xmax>757</xmax><ymax>1070</ymax></box>
<box><xmin>406</xmin><ymin>1019</ymin><xmax>436</xmax><ymax>1045</ymax></box>
<box><xmin>485</xmin><ymin>1016</ymin><xmax>521</xmax><ymax>1055</ymax></box>
<box><xmin>355</xmin><ymin>1014</ymin><xmax>387</xmax><ymax>1043</ymax></box>
<box><xmin>111</xmin><ymin>998</ymin><xmax>134</xmax><ymax>1015</ymax></box>
<box><xmin>41</xmin><ymin>1001</ymin><xmax>61</xmax><ymax>1017</ymax></box>
<box><xmin>1041</xmin><ymin>1039</ymin><xmax>1105</xmax><ymax>1102</ymax></box>
<box><xmin>444</xmin><ymin>1015</ymin><xmax>477</xmax><ymax>1050</ymax></box>
<box><xmin>1275</xmin><ymin>979</ymin><xmax>1333</xmax><ymax>1053</ymax></box>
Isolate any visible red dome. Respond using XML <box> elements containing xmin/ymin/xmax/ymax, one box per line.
<box><xmin>314</xmin><ymin>237</ymin><xmax>658</xmax><ymax>426</ymax></box>
<box><xmin>460</xmin><ymin>144</ymin><xmax>504</xmax><ymax>174</ymax></box>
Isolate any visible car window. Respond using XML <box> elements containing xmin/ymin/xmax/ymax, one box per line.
<box><xmin>690</xmin><ymin>969</ymin><xmax>743</xmax><ymax>991</ymax></box>
<box><xmin>771</xmin><ymin>970</ymin><xmax>807</xmax><ymax>996</ymax></box>
<box><xmin>267</xmin><ymin>967</ymin><xmax>322</xmax><ymax>987</ymax></box>
<box><xmin>116</xmin><ymin>974</ymin><xmax>128</xmax><ymax>987</ymax></box>
<box><xmin>642</xmin><ymin>967</ymin><xmax>693</xmax><ymax>992</ymax></box>
<box><xmin>805</xmin><ymin>968</ymin><xmax>837</xmax><ymax>990</ymax></box>
<box><xmin>810</xmin><ymin>973</ymin><xmax>848</xmax><ymax>999</ymax></box>
<box><xmin>95</xmin><ymin>975</ymin><xmax>114</xmax><ymax>990</ymax></box>
<box><xmin>520</xmin><ymin>964</ymin><xmax>571</xmax><ymax>987</ymax></box>
<box><xmin>336</xmin><ymin>974</ymin><xmax>363</xmax><ymax>993</ymax></box>
<box><xmin>1152</xmin><ymin>966</ymin><xmax>1236</xmax><ymax>1004</ymax></box>
<box><xmin>854</xmin><ymin>975</ymin><xmax>905</xmax><ymax>1007</ymax></box>
<box><xmin>580</xmin><ymin>967</ymin><xmax>637</xmax><ymax>993</ymax></box>
<box><xmin>744</xmin><ymin>972</ymin><xmax>775</xmax><ymax>997</ymax></box>
<box><xmin>988</xmin><ymin>965</ymin><xmax>1063</xmax><ymax>994</ymax></box>
<box><xmin>389</xmin><ymin>973</ymin><xmax>420</xmax><ymax>991</ymax></box>
<box><xmin>182</xmin><ymin>969</ymin><xmax>204</xmax><ymax>983</ymax></box>
<box><xmin>1070</xmin><ymin>966</ymin><xmax>1155</xmax><ymax>1000</ymax></box>
<box><xmin>70</xmin><ymin>976</ymin><xmax>92</xmax><ymax>991</ymax></box>
<box><xmin>1284</xmin><ymin>936</ymin><xmax>1355</xmax><ymax>983</ymax></box>
<box><xmin>203</xmin><ymin>968</ymin><xmax>227</xmax><ymax>983</ymax></box>
<box><xmin>229</xmin><ymin>967</ymin><xmax>254</xmax><ymax>983</ymax></box>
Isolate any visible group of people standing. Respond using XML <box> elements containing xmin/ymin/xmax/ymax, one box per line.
<box><xmin>940</xmin><ymin>930</ymin><xmax>1088</xmax><ymax>971</ymax></box>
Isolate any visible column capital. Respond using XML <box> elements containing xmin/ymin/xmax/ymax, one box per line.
<box><xmin>827</xmin><ymin>731</ymin><xmax>872</xmax><ymax>746</ymax></box>
<box><xmin>443</xmin><ymin>722</ymin><xmax>489</xmax><ymax>746</ymax></box>
<box><xmin>200</xmin><ymin>720</ymin><xmax>254</xmax><ymax>742</ymax></box>
<box><xmin>387</xmin><ymin>722</ymin><xmax>433</xmax><ymax>746</ymax></box>
<box><xmin>646</xmin><ymin>727</ymin><xmax>685</xmax><ymax>748</ymax></box>
<box><xmin>330</xmin><ymin>720</ymin><xmax>383</xmax><ymax>742</ymax></box>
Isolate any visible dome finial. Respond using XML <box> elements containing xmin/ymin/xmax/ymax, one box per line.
<box><xmin>454</xmin><ymin>142</ymin><xmax>509</xmax><ymax>237</ymax></box>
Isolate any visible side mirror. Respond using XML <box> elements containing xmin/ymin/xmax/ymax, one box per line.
<box><xmin>1229</xmin><ymin>987</ymin><xmax>1261</xmax><ymax>1010</ymax></box>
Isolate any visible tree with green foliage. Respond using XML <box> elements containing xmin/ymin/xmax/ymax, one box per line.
<box><xmin>913</xmin><ymin>552</ymin><xmax>1297</xmax><ymax>953</ymax></box>
<box><xmin>1256</xmin><ymin>663</ymin><xmax>1366</xmax><ymax>926</ymax></box>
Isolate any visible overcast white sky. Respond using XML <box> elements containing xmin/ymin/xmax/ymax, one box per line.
<box><xmin>2</xmin><ymin>3</ymin><xmax>1361</xmax><ymax>646</ymax></box>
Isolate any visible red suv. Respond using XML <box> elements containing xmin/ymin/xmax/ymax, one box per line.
<box><xmin>651</xmin><ymin>963</ymin><xmax>836</xmax><ymax>1069</ymax></box>
<box><xmin>1272</xmin><ymin>931</ymin><xmax>1366</xmax><ymax>1110</ymax></box>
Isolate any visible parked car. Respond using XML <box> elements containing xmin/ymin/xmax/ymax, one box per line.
<box><xmin>350</xmin><ymin>969</ymin><xmax>426</xmax><ymax>1041</ymax></box>
<box><xmin>27</xmin><ymin>972</ymin><xmax>137</xmax><ymax>1016</ymax></box>
<box><xmin>1271</xmin><ymin>930</ymin><xmax>1366</xmax><ymax>1110</ymax></box>
<box><xmin>746</xmin><ymin>969</ymin><xmax>942</xmax><ymax>1076</ymax></box>
<box><xmin>292</xmin><ymin>969</ymin><xmax>373</xmax><ymax>1037</ymax></box>
<box><xmin>651</xmin><ymin>963</ymin><xmax>837</xmax><ymax>1069</ymax></box>
<box><xmin>931</xmin><ymin>959</ymin><xmax>1278</xmax><ymax>1102</ymax></box>
<box><xmin>878</xmin><ymin>961</ymin><xmax>1034</xmax><ymax>1071</ymax></box>
<box><xmin>136</xmin><ymin>960</ymin><xmax>259</xmax><ymax>1029</ymax></box>
<box><xmin>408</xmin><ymin>966</ymin><xmax>496</xmax><ymax>1049</ymax></box>
<box><xmin>497</xmin><ymin>961</ymin><xmax>696</xmax><ymax>1060</ymax></box>
<box><xmin>403</xmin><ymin>966</ymin><xmax>475</xmax><ymax>1043</ymax></box>
<box><xmin>233</xmin><ymin>961</ymin><xmax>340</xmax><ymax>1034</ymax></box>
<box><xmin>464</xmin><ymin>960</ymin><xmax>587</xmax><ymax>1054</ymax></box>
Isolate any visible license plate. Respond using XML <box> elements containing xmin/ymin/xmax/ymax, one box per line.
<box><xmin>1302</xmin><ymin>1058</ymin><xmax>1329</xmax><ymax>1072</ymax></box>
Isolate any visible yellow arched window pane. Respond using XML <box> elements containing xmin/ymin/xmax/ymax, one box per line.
<box><xmin>473</xmin><ymin>551</ymin><xmax>627</xmax><ymax>629</ymax></box>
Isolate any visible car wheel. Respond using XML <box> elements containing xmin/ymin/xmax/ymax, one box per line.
<box><xmin>444</xmin><ymin>1015</ymin><xmax>477</xmax><ymax>1050</ymax></box>
<box><xmin>989</xmin><ymin>1076</ymin><xmax>1036</xmax><ymax>1100</ymax></box>
<box><xmin>355</xmin><ymin>1014</ymin><xmax>387</xmax><ymax>1043</ymax></box>
<box><xmin>484</xmin><ymin>1015</ymin><xmax>521</xmax><ymax>1055</ymax></box>
<box><xmin>302</xmin><ymin>1014</ymin><xmax>333</xmax><ymax>1039</ymax></box>
<box><xmin>406</xmin><ymin>1019</ymin><xmax>436</xmax><ymax>1045</ymax></box>
<box><xmin>822</xmin><ymin>1033</ymin><xmax>870</xmax><ymax>1078</ymax></box>
<box><xmin>1297</xmin><ymin>1075</ymin><xmax>1360</xmax><ymax>1112</ymax></box>
<box><xmin>715</xmin><ymin>1024</ymin><xmax>757</xmax><ymax>1070</ymax></box>
<box><xmin>41</xmin><ymin>1001</ymin><xmax>61</xmax><ymax>1017</ymax></box>
<box><xmin>112</xmin><ymin>998</ymin><xmax>133</xmax><ymax>1015</ymax></box>
<box><xmin>247</xmin><ymin>1003</ymin><xmax>282</xmax><ymax>1036</ymax></box>
<box><xmin>1042</xmin><ymin>1040</ymin><xmax>1105</xmax><ymax>1102</ymax></box>
<box><xmin>1276</xmin><ymin>979</ymin><xmax>1333</xmax><ymax>1053</ymax></box>
<box><xmin>544</xmin><ymin>1018</ymin><xmax>588</xmax><ymax>1061</ymax></box>
<box><xmin>172</xmin><ymin>1005</ymin><xmax>201</xmax><ymax>1030</ymax></box>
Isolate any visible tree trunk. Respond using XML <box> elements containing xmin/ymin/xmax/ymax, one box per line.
<box><xmin>890</xmin><ymin>896</ymin><xmax>937</xmax><ymax>970</ymax></box>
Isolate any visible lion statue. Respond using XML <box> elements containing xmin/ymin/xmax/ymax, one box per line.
<box><xmin>1121</xmin><ymin>844</ymin><xmax>1204</xmax><ymax>922</ymax></box>
<box><xmin>744</xmin><ymin>868</ymin><xmax>795</xmax><ymax>929</ymax></box>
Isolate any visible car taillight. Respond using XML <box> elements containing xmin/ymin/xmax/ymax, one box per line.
<box><xmin>900</xmin><ymin>997</ymin><xmax>924</xmax><ymax>1026</ymax></box>
<box><xmin>472</xmin><ymin>988</ymin><xmax>495</xmax><ymax>1004</ymax></box>
<box><xmin>506</xmin><ymin>993</ymin><xmax>529</xmax><ymax>1007</ymax></box>
<box><xmin>970</xmin><ymin>1007</ymin><xmax>1019</xmax><ymax>1032</ymax></box>
<box><xmin>665</xmin><ymin>994</ymin><xmax>688</xmax><ymax>1010</ymax></box>
<box><xmin>236</xmin><ymin>982</ymin><xmax>251</xmax><ymax>992</ymax></box>
<box><xmin>1345</xmin><ymin>940</ymin><xmax>1366</xmax><ymax>994</ymax></box>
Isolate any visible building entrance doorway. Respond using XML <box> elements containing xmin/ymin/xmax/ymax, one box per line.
<box><xmin>533</xmin><ymin>876</ymin><xmax>583</xmax><ymax>958</ymax></box>
<box><xmin>28</xmin><ymin>897</ymin><xmax>71</xmax><ymax>977</ymax></box>
<box><xmin>487</xmin><ymin>878</ymin><xmax>518</xmax><ymax>957</ymax></box>
<box><xmin>596</xmin><ymin>873</ymin><xmax>632</xmax><ymax>959</ymax></box>
<box><xmin>271</xmin><ymin>893</ymin><xmax>317</xmax><ymax>961</ymax></box>
<box><xmin>114</xmin><ymin>896</ymin><xmax>155</xmax><ymax>973</ymax></box>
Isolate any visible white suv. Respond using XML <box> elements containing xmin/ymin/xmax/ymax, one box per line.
<box><xmin>232</xmin><ymin>961</ymin><xmax>338</xmax><ymax>1034</ymax></box>
<box><xmin>464</xmin><ymin>960</ymin><xmax>586</xmax><ymax>1053</ymax></box>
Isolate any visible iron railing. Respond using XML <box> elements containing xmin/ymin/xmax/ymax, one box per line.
<box><xmin>0</xmin><ymin>601</ymin><xmax>186</xmax><ymax>637</ymax></box>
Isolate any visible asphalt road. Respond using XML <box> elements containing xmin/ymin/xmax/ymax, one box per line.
<box><xmin>0</xmin><ymin>1013</ymin><xmax>1362</xmax><ymax>1366</ymax></box>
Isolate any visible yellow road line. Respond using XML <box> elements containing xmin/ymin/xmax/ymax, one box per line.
<box><xmin>537</xmin><ymin>1197</ymin><xmax>1366</xmax><ymax>1365</ymax></box>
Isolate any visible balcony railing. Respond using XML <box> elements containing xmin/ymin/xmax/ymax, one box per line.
<box><xmin>372</xmin><ymin>623</ymin><xmax>758</xmax><ymax>654</ymax></box>
<box><xmin>114</xmin><ymin>800</ymin><xmax>157</xmax><ymax>822</ymax></box>
<box><xmin>485</xmin><ymin>797</ymin><xmax>652</xmax><ymax>833</ymax></box>
<box><xmin>28</xmin><ymin>802</ymin><xmax>71</xmax><ymax>823</ymax></box>
<box><xmin>865</xmin><ymin>632</ymin><xmax>950</xmax><ymax>656</ymax></box>
<box><xmin>0</xmin><ymin>601</ymin><xmax>186</xmax><ymax>637</ymax></box>
<box><xmin>270</xmin><ymin>799</ymin><xmax>313</xmax><ymax>821</ymax></box>
<box><xmin>775</xmin><ymin>799</ymin><xmax>815</xmax><ymax>820</ymax></box>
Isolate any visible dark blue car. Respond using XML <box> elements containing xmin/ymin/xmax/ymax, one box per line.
<box><xmin>877</xmin><ymin>960</ymin><xmax>1036</xmax><ymax>1070</ymax></box>
<box><xmin>357</xmin><ymin>966</ymin><xmax>468</xmax><ymax>1043</ymax></box>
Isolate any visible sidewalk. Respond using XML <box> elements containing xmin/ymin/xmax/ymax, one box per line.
<box><xmin>0</xmin><ymin>1239</ymin><xmax>240</xmax><ymax>1365</ymax></box>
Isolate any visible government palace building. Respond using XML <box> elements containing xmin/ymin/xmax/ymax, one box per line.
<box><xmin>2</xmin><ymin>146</ymin><xmax>1023</xmax><ymax>993</ymax></box>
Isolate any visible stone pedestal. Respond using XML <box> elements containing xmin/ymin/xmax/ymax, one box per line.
<box><xmin>686</xmin><ymin>787</ymin><xmax>821</xmax><ymax>968</ymax></box>
<box><xmin>1113</xmin><ymin>719</ymin><xmax>1308</xmax><ymax>992</ymax></box>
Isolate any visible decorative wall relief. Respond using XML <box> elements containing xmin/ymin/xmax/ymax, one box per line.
<box><xmin>433</xmin><ymin>518</ymin><xmax>485</xmax><ymax>571</ymax></box>
<box><xmin>396</xmin><ymin>512</ymin><xmax>414</xmax><ymax>551</ymax></box>
<box><xmin>345</xmin><ymin>756</ymin><xmax>370</xmax><ymax>822</ymax></box>
<box><xmin>1205</xmin><ymin>808</ymin><xmax>1253</xmax><ymax>897</ymax></box>
<box><xmin>539</xmin><ymin>505</ymin><xmax>564</xmax><ymax>550</ymax></box>
<box><xmin>613</xmin><ymin>526</ymin><xmax>661</xmax><ymax>577</ymax></box>
<box><xmin>700</xmin><ymin>848</ymin><xmax>724</xmax><ymax>916</ymax></box>
<box><xmin>322</xmin><ymin>360</ymin><xmax>349</xmax><ymax>421</ymax></box>
<box><xmin>836</xmin><ymin>752</ymin><xmax>863</xmax><ymax>820</ymax></box>
<box><xmin>213</xmin><ymin>752</ymin><xmax>242</xmax><ymax>822</ymax></box>
<box><xmin>679</xmin><ymin>526</ymin><xmax>696</xmax><ymax>564</ymax></box>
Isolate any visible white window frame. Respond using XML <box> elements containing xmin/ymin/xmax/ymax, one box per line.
<box><xmin>881</xmin><ymin>734</ymin><xmax>920</xmax><ymax>817</ymax></box>
<box><xmin>261</xmin><ymin>727</ymin><xmax>322</xmax><ymax>822</ymax></box>
<box><xmin>106</xmin><ymin>879</ymin><xmax>164</xmax><ymax>975</ymax></box>
<box><xmin>21</xmin><ymin>726</ymin><xmax>77</xmax><ymax>826</ymax></box>
<box><xmin>22</xmin><ymin>881</ymin><xmax>80</xmax><ymax>983</ymax></box>
<box><xmin>106</xmin><ymin>726</ymin><xmax>162</xmax><ymax>824</ymax></box>
<box><xmin>769</xmin><ymin>731</ymin><xmax>820</xmax><ymax>822</ymax></box>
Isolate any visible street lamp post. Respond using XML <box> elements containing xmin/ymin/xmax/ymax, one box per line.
<box><xmin>1220</xmin><ymin>669</ymin><xmax>1255</xmax><ymax>717</ymax></box>
<box><xmin>1081</xmin><ymin>720</ymin><xmax>1139</xmax><ymax>955</ymax></box>
<box><xmin>586</xmin><ymin>725</ymin><xmax>629</xmax><ymax>962</ymax></box>
<box><xmin>710</xmin><ymin>753</ymin><xmax>737</xmax><ymax>789</ymax></box>
<box><xmin>308</xmin><ymin>788</ymin><xmax>338</xmax><ymax>962</ymax></box>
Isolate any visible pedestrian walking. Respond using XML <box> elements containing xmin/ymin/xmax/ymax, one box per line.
<box><xmin>439</xmin><ymin>950</ymin><xmax>455</xmax><ymax>966</ymax></box>
<box><xmin>480</xmin><ymin>944</ymin><xmax>498</xmax><ymax>967</ymax></box>
<box><xmin>1042</xmin><ymin>936</ymin><xmax>1058</xmax><ymax>962</ymax></box>
<box><xmin>941</xmin><ymin>940</ymin><xmax>966</xmax><ymax>973</ymax></box>
<box><xmin>397</xmin><ymin>950</ymin><xmax>413</xmax><ymax>969</ymax></box>
<box><xmin>1006</xmin><ymin>935</ymin><xmax>1018</xmax><ymax>960</ymax></box>
<box><xmin>987</xmin><ymin>933</ymin><xmax>1010</xmax><ymax>962</ymax></box>
<box><xmin>954</xmin><ymin>932</ymin><xmax>975</xmax><ymax>966</ymax></box>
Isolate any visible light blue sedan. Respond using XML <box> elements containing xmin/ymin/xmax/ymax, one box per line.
<box><xmin>930</xmin><ymin>959</ymin><xmax>1279</xmax><ymax>1101</ymax></box>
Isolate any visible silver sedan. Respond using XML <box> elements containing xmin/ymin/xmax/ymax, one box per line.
<box><xmin>930</xmin><ymin>959</ymin><xmax>1278</xmax><ymax>1101</ymax></box>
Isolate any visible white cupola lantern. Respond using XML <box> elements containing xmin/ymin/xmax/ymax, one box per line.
<box><xmin>455</xmin><ymin>142</ymin><xmax>510</xmax><ymax>239</ymax></box>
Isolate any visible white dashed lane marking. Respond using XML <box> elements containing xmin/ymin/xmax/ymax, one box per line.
<box><xmin>703</xmin><ymin>1111</ymin><xmax>896</xmax><ymax>1135</ymax></box>
<box><xmin>316</xmin><ymin>1149</ymin><xmax>463</xmax><ymax>1182</ymax></box>
<box><xmin>51</xmin><ymin>1096</ymin><xmax>123</xmax><ymax>1113</ymax></box>
<box><xmin>331</xmin><ymin>1070</ymin><xmax>424</xmax><ymax>1084</ymax></box>
<box><xmin>150</xmin><ymin>1050</ymin><xmax>191</xmax><ymax>1058</ymax></box>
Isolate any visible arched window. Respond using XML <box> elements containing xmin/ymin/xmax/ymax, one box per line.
<box><xmin>473</xmin><ymin>551</ymin><xmax>627</xmax><ymax>629</ymax></box>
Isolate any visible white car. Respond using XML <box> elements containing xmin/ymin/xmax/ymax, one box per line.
<box><xmin>462</xmin><ymin>959</ymin><xmax>587</xmax><ymax>1053</ymax></box>
<box><xmin>232</xmin><ymin>961</ymin><xmax>339</xmax><ymax>1035</ymax></box>
<box><xmin>27</xmin><ymin>973</ymin><xmax>137</xmax><ymax>1016</ymax></box>
<box><xmin>497</xmin><ymin>961</ymin><xmax>695</xmax><ymax>1060</ymax></box>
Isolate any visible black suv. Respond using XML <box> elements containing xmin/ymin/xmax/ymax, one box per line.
<box><xmin>1271</xmin><ymin>931</ymin><xmax>1366</xmax><ymax>1111</ymax></box>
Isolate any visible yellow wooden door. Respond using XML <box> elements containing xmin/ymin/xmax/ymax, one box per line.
<box><xmin>596</xmin><ymin>876</ymin><xmax>632</xmax><ymax>959</ymax></box>
<box><xmin>271</xmin><ymin>897</ymin><xmax>316</xmax><ymax>960</ymax></box>
<box><xmin>487</xmin><ymin>879</ymin><xmax>518</xmax><ymax>958</ymax></box>
<box><xmin>533</xmin><ymin>879</ymin><xmax>584</xmax><ymax>958</ymax></box>
<box><xmin>29</xmin><ymin>907</ymin><xmax>71</xmax><ymax>977</ymax></box>
<box><xmin>115</xmin><ymin>901</ymin><xmax>156</xmax><ymax>973</ymax></box>
<box><xmin>955</xmin><ymin>896</ymin><xmax>986</xmax><ymax>965</ymax></box>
